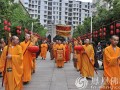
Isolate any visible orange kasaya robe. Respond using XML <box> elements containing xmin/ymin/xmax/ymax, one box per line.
<box><xmin>40</xmin><ymin>43</ymin><xmax>48</xmax><ymax>59</ymax></box>
<box><xmin>56</xmin><ymin>44</ymin><xmax>65</xmax><ymax>68</ymax></box>
<box><xmin>31</xmin><ymin>35</ymin><xmax>38</xmax><ymax>73</ymax></box>
<box><xmin>0</xmin><ymin>45</ymin><xmax>23</xmax><ymax>90</ymax></box>
<box><xmin>53</xmin><ymin>43</ymin><xmax>58</xmax><ymax>60</ymax></box>
<box><xmin>81</xmin><ymin>44</ymin><xmax>95</xmax><ymax>77</ymax></box>
<box><xmin>68</xmin><ymin>43</ymin><xmax>72</xmax><ymax>61</ymax></box>
<box><xmin>20</xmin><ymin>41</ymin><xmax>33</xmax><ymax>82</ymax></box>
<box><xmin>100</xmin><ymin>45</ymin><xmax>120</xmax><ymax>90</ymax></box>
<box><xmin>64</xmin><ymin>44</ymin><xmax>69</xmax><ymax>63</ymax></box>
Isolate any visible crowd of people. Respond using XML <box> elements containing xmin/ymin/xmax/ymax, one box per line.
<box><xmin>0</xmin><ymin>34</ymin><xmax>120</xmax><ymax>90</ymax></box>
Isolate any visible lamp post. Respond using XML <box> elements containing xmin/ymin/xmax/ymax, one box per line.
<box><xmin>90</xmin><ymin>2</ymin><xmax>93</xmax><ymax>43</ymax></box>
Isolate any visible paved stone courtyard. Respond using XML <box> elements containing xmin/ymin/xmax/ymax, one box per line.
<box><xmin>0</xmin><ymin>53</ymin><xmax>103</xmax><ymax>90</ymax></box>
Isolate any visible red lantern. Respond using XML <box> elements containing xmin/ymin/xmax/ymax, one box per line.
<box><xmin>110</xmin><ymin>25</ymin><xmax>114</xmax><ymax>29</ymax></box>
<box><xmin>95</xmin><ymin>35</ymin><xmax>98</xmax><ymax>37</ymax></box>
<box><xmin>103</xmin><ymin>28</ymin><xmax>106</xmax><ymax>32</ymax></box>
<box><xmin>116</xmin><ymin>23</ymin><xmax>120</xmax><ymax>28</ymax></box>
<box><xmin>103</xmin><ymin>32</ymin><xmax>106</xmax><ymax>36</ymax></box>
<box><xmin>100</xmin><ymin>29</ymin><xmax>102</xmax><ymax>32</ymax></box>
<box><xmin>99</xmin><ymin>33</ymin><xmax>102</xmax><ymax>37</ymax></box>
<box><xmin>4</xmin><ymin>26</ymin><xmax>8</xmax><ymax>30</ymax></box>
<box><xmin>17</xmin><ymin>30</ymin><xmax>21</xmax><ymax>34</ymax></box>
<box><xmin>28</xmin><ymin>46</ymin><xmax>39</xmax><ymax>53</ymax></box>
<box><xmin>110</xmin><ymin>30</ymin><xmax>114</xmax><ymax>35</ymax></box>
<box><xmin>16</xmin><ymin>26</ymin><xmax>22</xmax><ymax>30</ymax></box>
<box><xmin>74</xmin><ymin>45</ymin><xmax>84</xmax><ymax>51</ymax></box>
<box><xmin>29</xmin><ymin>31</ymin><xmax>32</xmax><ymax>34</ymax></box>
<box><xmin>7</xmin><ymin>22</ymin><xmax>11</xmax><ymax>26</ymax></box>
<box><xmin>24</xmin><ymin>29</ymin><xmax>28</xmax><ymax>33</ymax></box>
<box><xmin>116</xmin><ymin>29</ymin><xmax>119</xmax><ymax>34</ymax></box>
<box><xmin>7</xmin><ymin>27</ymin><xmax>10</xmax><ymax>32</ymax></box>
<box><xmin>95</xmin><ymin>31</ymin><xmax>98</xmax><ymax>34</ymax></box>
<box><xmin>4</xmin><ymin>20</ymin><xmax>8</xmax><ymax>25</ymax></box>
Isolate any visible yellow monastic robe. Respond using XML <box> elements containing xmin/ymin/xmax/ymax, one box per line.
<box><xmin>40</xmin><ymin>43</ymin><xmax>48</xmax><ymax>59</ymax></box>
<box><xmin>81</xmin><ymin>44</ymin><xmax>94</xmax><ymax>77</ymax></box>
<box><xmin>53</xmin><ymin>43</ymin><xmax>58</xmax><ymax>60</ymax></box>
<box><xmin>100</xmin><ymin>45</ymin><xmax>120</xmax><ymax>90</ymax></box>
<box><xmin>68</xmin><ymin>42</ymin><xmax>72</xmax><ymax>61</ymax></box>
<box><xmin>0</xmin><ymin>45</ymin><xmax>23</xmax><ymax>90</ymax></box>
<box><xmin>73</xmin><ymin>40</ymin><xmax>78</xmax><ymax>69</ymax></box>
<box><xmin>31</xmin><ymin>35</ymin><xmax>38</xmax><ymax>73</ymax></box>
<box><xmin>56</xmin><ymin>44</ymin><xmax>65</xmax><ymax>67</ymax></box>
<box><xmin>20</xmin><ymin>41</ymin><xmax>33</xmax><ymax>82</ymax></box>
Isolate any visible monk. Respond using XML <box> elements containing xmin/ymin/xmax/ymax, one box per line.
<box><xmin>0</xmin><ymin>36</ymin><xmax>23</xmax><ymax>90</ymax></box>
<box><xmin>81</xmin><ymin>39</ymin><xmax>95</xmax><ymax>79</ymax></box>
<box><xmin>73</xmin><ymin>38</ymin><xmax>78</xmax><ymax>69</ymax></box>
<box><xmin>53</xmin><ymin>40</ymin><xmax>59</xmax><ymax>61</ymax></box>
<box><xmin>68</xmin><ymin>41</ymin><xmax>72</xmax><ymax>62</ymax></box>
<box><xmin>76</xmin><ymin>40</ymin><xmax>82</xmax><ymax>72</ymax></box>
<box><xmin>100</xmin><ymin>35</ymin><xmax>120</xmax><ymax>90</ymax></box>
<box><xmin>56</xmin><ymin>40</ymin><xmax>65</xmax><ymax>68</ymax></box>
<box><xmin>31</xmin><ymin>35</ymin><xmax>38</xmax><ymax>73</ymax></box>
<box><xmin>64</xmin><ymin>42</ymin><xmax>69</xmax><ymax>63</ymax></box>
<box><xmin>20</xmin><ymin>34</ymin><xmax>33</xmax><ymax>83</ymax></box>
<box><xmin>0</xmin><ymin>38</ymin><xmax>6</xmax><ymax>76</ymax></box>
<box><xmin>40</xmin><ymin>40</ymin><xmax>48</xmax><ymax>60</ymax></box>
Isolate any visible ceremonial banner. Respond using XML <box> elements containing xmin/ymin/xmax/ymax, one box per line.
<box><xmin>56</xmin><ymin>25</ymin><xmax>71</xmax><ymax>37</ymax></box>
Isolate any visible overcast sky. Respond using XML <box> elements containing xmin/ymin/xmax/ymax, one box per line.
<box><xmin>77</xmin><ymin>0</ymin><xmax>92</xmax><ymax>2</ymax></box>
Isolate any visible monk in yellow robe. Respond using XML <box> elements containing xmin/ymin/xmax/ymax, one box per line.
<box><xmin>40</xmin><ymin>40</ymin><xmax>48</xmax><ymax>60</ymax></box>
<box><xmin>20</xmin><ymin>34</ymin><xmax>33</xmax><ymax>83</ymax></box>
<box><xmin>68</xmin><ymin>41</ymin><xmax>72</xmax><ymax>62</ymax></box>
<box><xmin>0</xmin><ymin>36</ymin><xmax>23</xmax><ymax>90</ymax></box>
<box><xmin>76</xmin><ymin>40</ymin><xmax>83</xmax><ymax>72</ymax></box>
<box><xmin>73</xmin><ymin>38</ymin><xmax>78</xmax><ymax>69</ymax></box>
<box><xmin>100</xmin><ymin>35</ymin><xmax>120</xmax><ymax>90</ymax></box>
<box><xmin>31</xmin><ymin>35</ymin><xmax>38</xmax><ymax>73</ymax></box>
<box><xmin>81</xmin><ymin>39</ymin><xmax>95</xmax><ymax>79</ymax></box>
<box><xmin>53</xmin><ymin>40</ymin><xmax>59</xmax><ymax>61</ymax></box>
<box><xmin>56</xmin><ymin>40</ymin><xmax>65</xmax><ymax>68</ymax></box>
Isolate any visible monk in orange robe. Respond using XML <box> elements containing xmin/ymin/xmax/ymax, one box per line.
<box><xmin>31</xmin><ymin>35</ymin><xmax>38</xmax><ymax>73</ymax></box>
<box><xmin>81</xmin><ymin>39</ymin><xmax>95</xmax><ymax>79</ymax></box>
<box><xmin>20</xmin><ymin>34</ymin><xmax>33</xmax><ymax>83</ymax></box>
<box><xmin>76</xmin><ymin>40</ymin><xmax>83</xmax><ymax>72</ymax></box>
<box><xmin>56</xmin><ymin>40</ymin><xmax>65</xmax><ymax>68</ymax></box>
<box><xmin>68</xmin><ymin>41</ymin><xmax>72</xmax><ymax>62</ymax></box>
<box><xmin>0</xmin><ymin>38</ymin><xmax>6</xmax><ymax>76</ymax></box>
<box><xmin>64</xmin><ymin>42</ymin><xmax>69</xmax><ymax>63</ymax></box>
<box><xmin>40</xmin><ymin>40</ymin><xmax>48</xmax><ymax>60</ymax></box>
<box><xmin>73</xmin><ymin>38</ymin><xmax>78</xmax><ymax>69</ymax></box>
<box><xmin>100</xmin><ymin>35</ymin><xmax>120</xmax><ymax>90</ymax></box>
<box><xmin>0</xmin><ymin>36</ymin><xmax>23</xmax><ymax>90</ymax></box>
<box><xmin>53</xmin><ymin>40</ymin><xmax>59</xmax><ymax>61</ymax></box>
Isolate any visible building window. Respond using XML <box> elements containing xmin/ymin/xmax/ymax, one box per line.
<box><xmin>38</xmin><ymin>10</ymin><xmax>40</xmax><ymax>13</ymax></box>
<box><xmin>53</xmin><ymin>2</ymin><xmax>56</xmax><ymax>5</ymax></box>
<box><xmin>85</xmin><ymin>14</ymin><xmax>87</xmax><ymax>16</ymax></box>
<box><xmin>44</xmin><ymin>1</ymin><xmax>47</xmax><ymax>4</ymax></box>
<box><xmin>38</xmin><ymin>15</ymin><xmax>40</xmax><ymax>19</ymax></box>
<box><xmin>44</xmin><ymin>6</ymin><xmax>47</xmax><ymax>9</ymax></box>
<box><xmin>85</xmin><ymin>5</ymin><xmax>87</xmax><ymax>8</ymax></box>
<box><xmin>65</xmin><ymin>3</ymin><xmax>68</xmax><ymax>6</ymax></box>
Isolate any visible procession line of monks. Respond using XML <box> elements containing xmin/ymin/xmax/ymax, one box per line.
<box><xmin>0</xmin><ymin>34</ymin><xmax>38</xmax><ymax>90</ymax></box>
<box><xmin>73</xmin><ymin>35</ymin><xmax>120</xmax><ymax>90</ymax></box>
<box><xmin>0</xmin><ymin>34</ymin><xmax>120</xmax><ymax>90</ymax></box>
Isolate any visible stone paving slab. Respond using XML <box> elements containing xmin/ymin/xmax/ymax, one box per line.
<box><xmin>0</xmin><ymin>52</ymin><xmax>103</xmax><ymax>90</ymax></box>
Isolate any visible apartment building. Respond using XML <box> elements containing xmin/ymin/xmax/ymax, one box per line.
<box><xmin>21</xmin><ymin>0</ymin><xmax>91</xmax><ymax>36</ymax></box>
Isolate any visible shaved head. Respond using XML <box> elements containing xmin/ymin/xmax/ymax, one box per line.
<box><xmin>110</xmin><ymin>35</ymin><xmax>119</xmax><ymax>47</ymax></box>
<box><xmin>84</xmin><ymin>39</ymin><xmax>90</xmax><ymax>44</ymax></box>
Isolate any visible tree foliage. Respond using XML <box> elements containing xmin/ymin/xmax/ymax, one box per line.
<box><xmin>74</xmin><ymin>0</ymin><xmax>120</xmax><ymax>39</ymax></box>
<box><xmin>0</xmin><ymin>0</ymin><xmax>47</xmax><ymax>40</ymax></box>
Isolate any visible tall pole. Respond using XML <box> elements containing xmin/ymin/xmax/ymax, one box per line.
<box><xmin>90</xmin><ymin>4</ymin><xmax>93</xmax><ymax>42</ymax></box>
<box><xmin>31</xmin><ymin>22</ymin><xmax>33</xmax><ymax>33</ymax></box>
